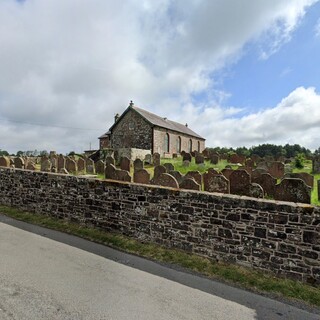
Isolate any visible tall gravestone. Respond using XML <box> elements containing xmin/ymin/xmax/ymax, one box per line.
<box><xmin>77</xmin><ymin>157</ymin><xmax>85</xmax><ymax>172</ymax></box>
<box><xmin>95</xmin><ymin>160</ymin><xmax>105</xmax><ymax>175</ymax></box>
<box><xmin>120</xmin><ymin>157</ymin><xmax>131</xmax><ymax>172</ymax></box>
<box><xmin>0</xmin><ymin>156</ymin><xmax>10</xmax><ymax>167</ymax></box>
<box><xmin>14</xmin><ymin>157</ymin><xmax>25</xmax><ymax>169</ymax></box>
<box><xmin>229</xmin><ymin>169</ymin><xmax>251</xmax><ymax>196</ymax></box>
<box><xmin>134</xmin><ymin>159</ymin><xmax>144</xmax><ymax>172</ymax></box>
<box><xmin>153</xmin><ymin>153</ymin><xmax>160</xmax><ymax>167</ymax></box>
<box><xmin>66</xmin><ymin>158</ymin><xmax>77</xmax><ymax>174</ymax></box>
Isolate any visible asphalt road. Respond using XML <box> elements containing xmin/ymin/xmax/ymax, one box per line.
<box><xmin>0</xmin><ymin>214</ymin><xmax>319</xmax><ymax>320</ymax></box>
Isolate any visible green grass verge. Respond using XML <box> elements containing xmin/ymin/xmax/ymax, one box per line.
<box><xmin>1</xmin><ymin>205</ymin><xmax>320</xmax><ymax>308</ymax></box>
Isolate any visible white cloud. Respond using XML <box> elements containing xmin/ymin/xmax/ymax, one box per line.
<box><xmin>315</xmin><ymin>18</ymin><xmax>320</xmax><ymax>37</ymax></box>
<box><xmin>182</xmin><ymin>87</ymin><xmax>320</xmax><ymax>150</ymax></box>
<box><xmin>0</xmin><ymin>0</ymin><xmax>318</xmax><ymax>153</ymax></box>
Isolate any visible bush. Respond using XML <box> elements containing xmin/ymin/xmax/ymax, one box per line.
<box><xmin>295</xmin><ymin>153</ymin><xmax>305</xmax><ymax>169</ymax></box>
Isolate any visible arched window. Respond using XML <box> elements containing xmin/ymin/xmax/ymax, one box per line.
<box><xmin>197</xmin><ymin>141</ymin><xmax>200</xmax><ymax>152</ymax></box>
<box><xmin>177</xmin><ymin>136</ymin><xmax>181</xmax><ymax>153</ymax></box>
<box><xmin>188</xmin><ymin>139</ymin><xmax>192</xmax><ymax>153</ymax></box>
<box><xmin>164</xmin><ymin>133</ymin><xmax>170</xmax><ymax>153</ymax></box>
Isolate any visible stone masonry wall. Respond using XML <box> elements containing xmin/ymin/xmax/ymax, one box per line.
<box><xmin>0</xmin><ymin>167</ymin><xmax>319</xmax><ymax>285</ymax></box>
<box><xmin>111</xmin><ymin>109</ymin><xmax>153</xmax><ymax>150</ymax></box>
<box><xmin>153</xmin><ymin>127</ymin><xmax>205</xmax><ymax>155</ymax></box>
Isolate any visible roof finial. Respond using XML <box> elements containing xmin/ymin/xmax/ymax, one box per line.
<box><xmin>129</xmin><ymin>100</ymin><xmax>134</xmax><ymax>107</ymax></box>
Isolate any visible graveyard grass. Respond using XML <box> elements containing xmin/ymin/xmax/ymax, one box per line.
<box><xmin>0</xmin><ymin>204</ymin><xmax>320</xmax><ymax>309</ymax></box>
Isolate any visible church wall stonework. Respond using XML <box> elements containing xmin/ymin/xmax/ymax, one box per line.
<box><xmin>111</xmin><ymin>109</ymin><xmax>153</xmax><ymax>150</ymax></box>
<box><xmin>153</xmin><ymin>127</ymin><xmax>205</xmax><ymax>156</ymax></box>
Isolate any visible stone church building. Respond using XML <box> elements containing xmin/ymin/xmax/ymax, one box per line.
<box><xmin>99</xmin><ymin>101</ymin><xmax>205</xmax><ymax>157</ymax></box>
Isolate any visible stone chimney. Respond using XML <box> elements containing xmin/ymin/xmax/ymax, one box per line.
<box><xmin>115</xmin><ymin>113</ymin><xmax>120</xmax><ymax>123</ymax></box>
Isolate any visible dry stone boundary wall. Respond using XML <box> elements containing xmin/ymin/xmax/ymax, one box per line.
<box><xmin>0</xmin><ymin>166</ymin><xmax>319</xmax><ymax>285</ymax></box>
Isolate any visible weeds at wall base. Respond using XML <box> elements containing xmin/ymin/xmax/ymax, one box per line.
<box><xmin>0</xmin><ymin>205</ymin><xmax>320</xmax><ymax>309</ymax></box>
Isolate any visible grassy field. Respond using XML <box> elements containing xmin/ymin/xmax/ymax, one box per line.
<box><xmin>1</xmin><ymin>204</ymin><xmax>320</xmax><ymax>308</ymax></box>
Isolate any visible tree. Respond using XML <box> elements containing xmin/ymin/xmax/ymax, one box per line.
<box><xmin>0</xmin><ymin>149</ymin><xmax>9</xmax><ymax>156</ymax></box>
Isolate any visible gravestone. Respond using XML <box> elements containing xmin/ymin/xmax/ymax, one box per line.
<box><xmin>57</xmin><ymin>155</ymin><xmax>66</xmax><ymax>171</ymax></box>
<box><xmin>153</xmin><ymin>173</ymin><xmax>179</xmax><ymax>189</ymax></box>
<box><xmin>252</xmin><ymin>173</ymin><xmax>276</xmax><ymax>198</ymax></box>
<box><xmin>163</xmin><ymin>162</ymin><xmax>174</xmax><ymax>172</ymax></box>
<box><xmin>183</xmin><ymin>153</ymin><xmax>192</xmax><ymax>162</ymax></box>
<box><xmin>229</xmin><ymin>154</ymin><xmax>245</xmax><ymax>164</ymax></box>
<box><xmin>86</xmin><ymin>158</ymin><xmax>95</xmax><ymax>174</ymax></box>
<box><xmin>154</xmin><ymin>165</ymin><xmax>166</xmax><ymax>179</ymax></box>
<box><xmin>245</xmin><ymin>158</ymin><xmax>255</xmax><ymax>168</ymax></box>
<box><xmin>195</xmin><ymin>154</ymin><xmax>204</xmax><ymax>164</ymax></box>
<box><xmin>95</xmin><ymin>160</ymin><xmax>105</xmax><ymax>175</ymax></box>
<box><xmin>249</xmin><ymin>183</ymin><xmax>264</xmax><ymax>198</ymax></box>
<box><xmin>274</xmin><ymin>178</ymin><xmax>311</xmax><ymax>204</ymax></box>
<box><xmin>268</xmin><ymin>161</ymin><xmax>285</xmax><ymax>179</ymax></box>
<box><xmin>169</xmin><ymin>170</ymin><xmax>184</xmax><ymax>184</ymax></box>
<box><xmin>229</xmin><ymin>169</ymin><xmax>251</xmax><ymax>196</ymax></box>
<box><xmin>153</xmin><ymin>153</ymin><xmax>160</xmax><ymax>167</ymax></box>
<box><xmin>105</xmin><ymin>163</ymin><xmax>116</xmax><ymax>180</ymax></box>
<box><xmin>134</xmin><ymin>159</ymin><xmax>144</xmax><ymax>172</ymax></box>
<box><xmin>251</xmin><ymin>168</ymin><xmax>268</xmax><ymax>179</ymax></box>
<box><xmin>115</xmin><ymin>169</ymin><xmax>131</xmax><ymax>182</ymax></box>
<box><xmin>66</xmin><ymin>158</ymin><xmax>77</xmax><ymax>174</ymax></box>
<box><xmin>221</xmin><ymin>168</ymin><xmax>233</xmax><ymax>180</ymax></box>
<box><xmin>120</xmin><ymin>157</ymin><xmax>131</xmax><ymax>172</ymax></box>
<box><xmin>0</xmin><ymin>156</ymin><xmax>10</xmax><ymax>167</ymax></box>
<box><xmin>202</xmin><ymin>149</ymin><xmax>209</xmax><ymax>157</ymax></box>
<box><xmin>182</xmin><ymin>160</ymin><xmax>190</xmax><ymax>167</ymax></box>
<box><xmin>50</xmin><ymin>157</ymin><xmax>57</xmax><ymax>168</ymax></box>
<box><xmin>210</xmin><ymin>154</ymin><xmax>219</xmax><ymax>165</ymax></box>
<box><xmin>284</xmin><ymin>172</ymin><xmax>314</xmax><ymax>188</ymax></box>
<box><xmin>180</xmin><ymin>178</ymin><xmax>201</xmax><ymax>191</ymax></box>
<box><xmin>203</xmin><ymin>172</ymin><xmax>229</xmax><ymax>194</ymax></box>
<box><xmin>185</xmin><ymin>171</ymin><xmax>202</xmax><ymax>186</ymax></box>
<box><xmin>26</xmin><ymin>162</ymin><xmax>36</xmax><ymax>171</ymax></box>
<box><xmin>313</xmin><ymin>156</ymin><xmax>320</xmax><ymax>174</ymax></box>
<box><xmin>14</xmin><ymin>157</ymin><xmax>25</xmax><ymax>169</ymax></box>
<box><xmin>41</xmin><ymin>159</ymin><xmax>51</xmax><ymax>172</ymax></box>
<box><xmin>144</xmin><ymin>154</ymin><xmax>152</xmax><ymax>165</ymax></box>
<box><xmin>133</xmin><ymin>169</ymin><xmax>150</xmax><ymax>184</ymax></box>
<box><xmin>106</xmin><ymin>156</ymin><xmax>115</xmax><ymax>166</ymax></box>
<box><xmin>77</xmin><ymin>157</ymin><xmax>85</xmax><ymax>172</ymax></box>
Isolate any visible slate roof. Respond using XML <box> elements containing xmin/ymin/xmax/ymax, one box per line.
<box><xmin>132</xmin><ymin>106</ymin><xmax>205</xmax><ymax>140</ymax></box>
<box><xmin>98</xmin><ymin>131</ymin><xmax>111</xmax><ymax>139</ymax></box>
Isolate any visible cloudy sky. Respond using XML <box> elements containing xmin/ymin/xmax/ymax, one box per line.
<box><xmin>1</xmin><ymin>0</ymin><xmax>320</xmax><ymax>154</ymax></box>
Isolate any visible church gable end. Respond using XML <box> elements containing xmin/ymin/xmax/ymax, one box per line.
<box><xmin>111</xmin><ymin>108</ymin><xmax>153</xmax><ymax>150</ymax></box>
